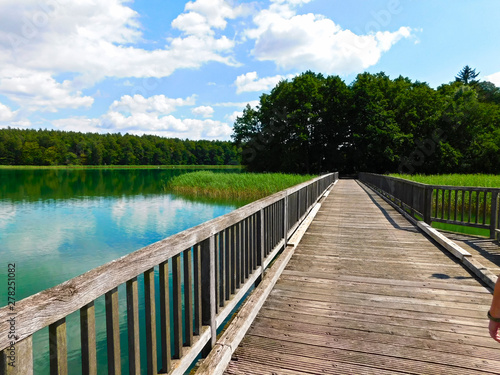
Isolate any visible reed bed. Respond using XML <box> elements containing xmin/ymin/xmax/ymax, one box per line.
<box><xmin>389</xmin><ymin>174</ymin><xmax>500</xmax><ymax>188</ymax></box>
<box><xmin>166</xmin><ymin>171</ymin><xmax>316</xmax><ymax>201</ymax></box>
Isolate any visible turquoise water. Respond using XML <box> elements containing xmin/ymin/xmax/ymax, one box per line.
<box><xmin>0</xmin><ymin>168</ymin><xmax>241</xmax><ymax>374</ymax></box>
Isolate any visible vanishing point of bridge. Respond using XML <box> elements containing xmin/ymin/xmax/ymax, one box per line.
<box><xmin>1</xmin><ymin>175</ymin><xmax>499</xmax><ymax>375</ymax></box>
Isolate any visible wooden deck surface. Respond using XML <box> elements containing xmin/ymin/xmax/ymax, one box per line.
<box><xmin>224</xmin><ymin>179</ymin><xmax>499</xmax><ymax>375</ymax></box>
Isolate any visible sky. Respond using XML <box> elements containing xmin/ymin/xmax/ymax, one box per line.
<box><xmin>0</xmin><ymin>0</ymin><xmax>499</xmax><ymax>140</ymax></box>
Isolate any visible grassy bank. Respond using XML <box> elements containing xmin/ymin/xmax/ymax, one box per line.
<box><xmin>0</xmin><ymin>165</ymin><xmax>243</xmax><ymax>170</ymax></box>
<box><xmin>166</xmin><ymin>171</ymin><xmax>316</xmax><ymax>201</ymax></box>
<box><xmin>389</xmin><ymin>174</ymin><xmax>500</xmax><ymax>187</ymax></box>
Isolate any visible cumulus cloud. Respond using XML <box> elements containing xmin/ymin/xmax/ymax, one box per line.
<box><xmin>0</xmin><ymin>101</ymin><xmax>16</xmax><ymax>122</ymax></box>
<box><xmin>109</xmin><ymin>95</ymin><xmax>196</xmax><ymax>115</ymax></box>
<box><xmin>173</xmin><ymin>0</ymin><xmax>251</xmax><ymax>36</ymax></box>
<box><xmin>235</xmin><ymin>71</ymin><xmax>296</xmax><ymax>93</ymax></box>
<box><xmin>245</xmin><ymin>1</ymin><xmax>412</xmax><ymax>74</ymax></box>
<box><xmin>192</xmin><ymin>105</ymin><xmax>214</xmax><ymax>117</ymax></box>
<box><xmin>0</xmin><ymin>69</ymin><xmax>93</xmax><ymax>112</ymax></box>
<box><xmin>53</xmin><ymin>94</ymin><xmax>232</xmax><ymax>140</ymax></box>
<box><xmin>0</xmin><ymin>0</ymin><xmax>246</xmax><ymax>116</ymax></box>
<box><xmin>484</xmin><ymin>72</ymin><xmax>500</xmax><ymax>87</ymax></box>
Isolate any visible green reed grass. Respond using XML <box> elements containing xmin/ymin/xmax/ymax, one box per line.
<box><xmin>389</xmin><ymin>174</ymin><xmax>500</xmax><ymax>188</ymax></box>
<box><xmin>166</xmin><ymin>171</ymin><xmax>316</xmax><ymax>201</ymax></box>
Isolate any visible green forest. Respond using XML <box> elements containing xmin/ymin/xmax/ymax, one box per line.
<box><xmin>233</xmin><ymin>66</ymin><xmax>500</xmax><ymax>174</ymax></box>
<box><xmin>1</xmin><ymin>66</ymin><xmax>499</xmax><ymax>173</ymax></box>
<box><xmin>0</xmin><ymin>129</ymin><xmax>241</xmax><ymax>166</ymax></box>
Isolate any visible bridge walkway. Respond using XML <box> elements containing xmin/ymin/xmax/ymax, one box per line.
<box><xmin>224</xmin><ymin>179</ymin><xmax>499</xmax><ymax>374</ymax></box>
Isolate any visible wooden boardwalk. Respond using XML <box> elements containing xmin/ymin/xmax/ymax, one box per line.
<box><xmin>224</xmin><ymin>179</ymin><xmax>499</xmax><ymax>375</ymax></box>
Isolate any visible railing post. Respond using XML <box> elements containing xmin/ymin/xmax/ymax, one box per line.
<box><xmin>201</xmin><ymin>235</ymin><xmax>217</xmax><ymax>348</ymax></box>
<box><xmin>283</xmin><ymin>194</ymin><xmax>288</xmax><ymax>246</ymax></box>
<box><xmin>0</xmin><ymin>336</ymin><xmax>33</xmax><ymax>375</ymax></box>
<box><xmin>424</xmin><ymin>186</ymin><xmax>433</xmax><ymax>224</ymax></box>
<box><xmin>491</xmin><ymin>191</ymin><xmax>499</xmax><ymax>239</ymax></box>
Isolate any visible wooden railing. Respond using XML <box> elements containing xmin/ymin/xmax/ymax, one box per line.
<box><xmin>0</xmin><ymin>172</ymin><xmax>337</xmax><ymax>375</ymax></box>
<box><xmin>359</xmin><ymin>172</ymin><xmax>500</xmax><ymax>239</ymax></box>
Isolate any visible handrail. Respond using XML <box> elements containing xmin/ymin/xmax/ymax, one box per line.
<box><xmin>359</xmin><ymin>172</ymin><xmax>499</xmax><ymax>239</ymax></box>
<box><xmin>0</xmin><ymin>172</ymin><xmax>338</xmax><ymax>374</ymax></box>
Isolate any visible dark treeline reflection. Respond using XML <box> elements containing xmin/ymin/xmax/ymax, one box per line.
<box><xmin>0</xmin><ymin>168</ymin><xmax>241</xmax><ymax>202</ymax></box>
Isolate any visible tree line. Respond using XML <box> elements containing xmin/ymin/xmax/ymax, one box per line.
<box><xmin>233</xmin><ymin>67</ymin><xmax>500</xmax><ymax>174</ymax></box>
<box><xmin>0</xmin><ymin>128</ymin><xmax>241</xmax><ymax>166</ymax></box>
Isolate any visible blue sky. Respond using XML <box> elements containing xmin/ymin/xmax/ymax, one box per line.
<box><xmin>0</xmin><ymin>0</ymin><xmax>499</xmax><ymax>140</ymax></box>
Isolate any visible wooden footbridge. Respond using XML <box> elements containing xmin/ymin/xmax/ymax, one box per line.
<box><xmin>1</xmin><ymin>174</ymin><xmax>500</xmax><ymax>375</ymax></box>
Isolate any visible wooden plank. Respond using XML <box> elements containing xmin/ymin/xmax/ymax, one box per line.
<box><xmin>105</xmin><ymin>288</ymin><xmax>120</xmax><ymax>375</ymax></box>
<box><xmin>220</xmin><ymin>230</ymin><xmax>226</xmax><ymax>307</ymax></box>
<box><xmin>224</xmin><ymin>179</ymin><xmax>496</xmax><ymax>375</ymax></box>
<box><xmin>0</xmin><ymin>175</ymin><xmax>335</xmax><ymax>352</ymax></box>
<box><xmin>183</xmin><ymin>249</ymin><xmax>194</xmax><ymax>346</ymax></box>
<box><xmin>224</xmin><ymin>228</ymin><xmax>231</xmax><ymax>300</ymax></box>
<box><xmin>0</xmin><ymin>336</ymin><xmax>33</xmax><ymax>375</ymax></box>
<box><xmin>215</xmin><ymin>234</ymin><xmax>220</xmax><ymax>314</ymax></box>
<box><xmin>49</xmin><ymin>318</ymin><xmax>67</xmax><ymax>375</ymax></box>
<box><xmin>172</xmin><ymin>254</ymin><xmax>183</xmax><ymax>359</ymax></box>
<box><xmin>159</xmin><ymin>260</ymin><xmax>171</xmax><ymax>373</ymax></box>
<box><xmin>80</xmin><ymin>302</ymin><xmax>97</xmax><ymax>375</ymax></box>
<box><xmin>193</xmin><ymin>246</ymin><xmax>202</xmax><ymax>337</ymax></box>
<box><xmin>144</xmin><ymin>268</ymin><xmax>157</xmax><ymax>375</ymax></box>
<box><xmin>126</xmin><ymin>278</ymin><xmax>140</xmax><ymax>375</ymax></box>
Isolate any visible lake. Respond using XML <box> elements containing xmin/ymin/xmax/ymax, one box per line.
<box><xmin>0</xmin><ymin>167</ymin><xmax>242</xmax><ymax>374</ymax></box>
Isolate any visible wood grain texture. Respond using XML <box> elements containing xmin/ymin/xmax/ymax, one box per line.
<box><xmin>105</xmin><ymin>288</ymin><xmax>120</xmax><ymax>375</ymax></box>
<box><xmin>224</xmin><ymin>179</ymin><xmax>495</xmax><ymax>375</ymax></box>
<box><xmin>80</xmin><ymin>302</ymin><xmax>97</xmax><ymax>375</ymax></box>
<box><xmin>144</xmin><ymin>268</ymin><xmax>157</xmax><ymax>375</ymax></box>
<box><xmin>126</xmin><ymin>278</ymin><xmax>140</xmax><ymax>375</ymax></box>
<box><xmin>159</xmin><ymin>260</ymin><xmax>171</xmax><ymax>373</ymax></box>
<box><xmin>49</xmin><ymin>318</ymin><xmax>67</xmax><ymax>375</ymax></box>
<box><xmin>1</xmin><ymin>336</ymin><xmax>33</xmax><ymax>375</ymax></box>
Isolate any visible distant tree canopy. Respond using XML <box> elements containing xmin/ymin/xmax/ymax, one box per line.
<box><xmin>233</xmin><ymin>68</ymin><xmax>500</xmax><ymax>174</ymax></box>
<box><xmin>0</xmin><ymin>129</ymin><xmax>241</xmax><ymax>166</ymax></box>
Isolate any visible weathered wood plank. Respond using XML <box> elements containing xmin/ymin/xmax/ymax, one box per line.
<box><xmin>144</xmin><ymin>268</ymin><xmax>157</xmax><ymax>375</ymax></box>
<box><xmin>80</xmin><ymin>302</ymin><xmax>97</xmax><ymax>375</ymax></box>
<box><xmin>159</xmin><ymin>260</ymin><xmax>171</xmax><ymax>373</ymax></box>
<box><xmin>193</xmin><ymin>246</ymin><xmax>202</xmax><ymax>337</ymax></box>
<box><xmin>183</xmin><ymin>249</ymin><xmax>193</xmax><ymax>346</ymax></box>
<box><xmin>105</xmin><ymin>288</ymin><xmax>120</xmax><ymax>375</ymax></box>
<box><xmin>0</xmin><ymin>336</ymin><xmax>33</xmax><ymax>375</ymax></box>
<box><xmin>172</xmin><ymin>254</ymin><xmax>183</xmax><ymax>360</ymax></box>
<box><xmin>49</xmin><ymin>318</ymin><xmax>67</xmax><ymax>375</ymax></box>
<box><xmin>223</xmin><ymin>179</ymin><xmax>496</xmax><ymax>375</ymax></box>
<box><xmin>126</xmin><ymin>278</ymin><xmax>140</xmax><ymax>375</ymax></box>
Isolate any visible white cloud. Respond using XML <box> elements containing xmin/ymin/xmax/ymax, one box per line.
<box><xmin>484</xmin><ymin>72</ymin><xmax>500</xmax><ymax>87</ymax></box>
<box><xmin>192</xmin><ymin>105</ymin><xmax>214</xmax><ymax>117</ymax></box>
<box><xmin>235</xmin><ymin>71</ymin><xmax>296</xmax><ymax>93</ymax></box>
<box><xmin>245</xmin><ymin>2</ymin><xmax>412</xmax><ymax>75</ymax></box>
<box><xmin>0</xmin><ymin>0</ymin><xmax>246</xmax><ymax>115</ymax></box>
<box><xmin>0</xmin><ymin>69</ymin><xmax>93</xmax><ymax>112</ymax></box>
<box><xmin>0</xmin><ymin>101</ymin><xmax>16</xmax><ymax>121</ymax></box>
<box><xmin>177</xmin><ymin>0</ymin><xmax>253</xmax><ymax>33</ymax></box>
<box><xmin>110</xmin><ymin>94</ymin><xmax>196</xmax><ymax>115</ymax></box>
<box><xmin>52</xmin><ymin>94</ymin><xmax>232</xmax><ymax>139</ymax></box>
<box><xmin>226</xmin><ymin>110</ymin><xmax>243</xmax><ymax>124</ymax></box>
